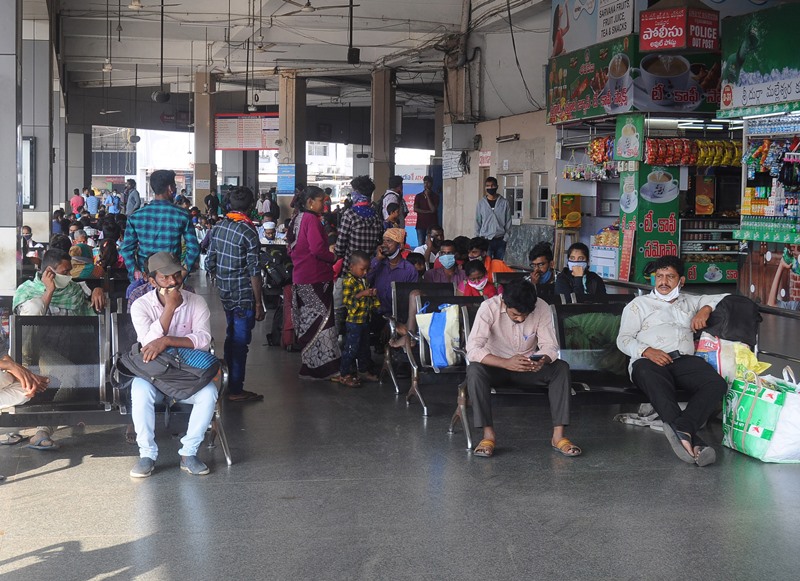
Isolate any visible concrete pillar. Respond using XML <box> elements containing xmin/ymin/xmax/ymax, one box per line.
<box><xmin>194</xmin><ymin>72</ymin><xmax>217</xmax><ymax>208</ymax></box>
<box><xmin>434</xmin><ymin>101</ymin><xmax>444</xmax><ymax>158</ymax></box>
<box><xmin>0</xmin><ymin>0</ymin><xmax>21</xmax><ymax>297</ymax></box>
<box><xmin>66</xmin><ymin>132</ymin><xmax>91</xmax><ymax>196</ymax></box>
<box><xmin>21</xmin><ymin>19</ymin><xmax>52</xmax><ymax>240</ymax></box>
<box><xmin>242</xmin><ymin>150</ymin><xmax>259</xmax><ymax>191</ymax></box>
<box><xmin>278</xmin><ymin>71</ymin><xmax>307</xmax><ymax>216</ymax></box>
<box><xmin>370</xmin><ymin>68</ymin><xmax>396</xmax><ymax>197</ymax></box>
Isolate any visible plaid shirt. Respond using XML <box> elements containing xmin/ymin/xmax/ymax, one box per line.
<box><xmin>341</xmin><ymin>272</ymin><xmax>380</xmax><ymax>324</ymax></box>
<box><xmin>334</xmin><ymin>209</ymin><xmax>383</xmax><ymax>265</ymax></box>
<box><xmin>205</xmin><ymin>218</ymin><xmax>261</xmax><ymax>311</ymax></box>
<box><xmin>119</xmin><ymin>200</ymin><xmax>200</xmax><ymax>280</ymax></box>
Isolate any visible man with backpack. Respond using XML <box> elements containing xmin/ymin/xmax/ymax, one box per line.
<box><xmin>381</xmin><ymin>175</ymin><xmax>408</xmax><ymax>228</ymax></box>
<box><xmin>128</xmin><ymin>252</ymin><xmax>218</xmax><ymax>478</ymax></box>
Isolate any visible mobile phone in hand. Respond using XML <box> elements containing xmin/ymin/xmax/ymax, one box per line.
<box><xmin>667</xmin><ymin>350</ymin><xmax>681</xmax><ymax>361</ymax></box>
<box><xmin>529</xmin><ymin>354</ymin><xmax>545</xmax><ymax>362</ymax></box>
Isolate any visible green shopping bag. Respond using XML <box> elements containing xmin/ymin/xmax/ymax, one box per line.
<box><xmin>722</xmin><ymin>371</ymin><xmax>800</xmax><ymax>463</ymax></box>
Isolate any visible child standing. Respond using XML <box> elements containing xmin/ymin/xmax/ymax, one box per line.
<box><xmin>339</xmin><ymin>251</ymin><xmax>380</xmax><ymax>387</ymax></box>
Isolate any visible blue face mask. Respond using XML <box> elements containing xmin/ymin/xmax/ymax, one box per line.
<box><xmin>539</xmin><ymin>269</ymin><xmax>552</xmax><ymax>283</ymax></box>
<box><xmin>439</xmin><ymin>254</ymin><xmax>456</xmax><ymax>269</ymax></box>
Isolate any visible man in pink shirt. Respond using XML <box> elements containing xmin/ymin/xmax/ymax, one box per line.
<box><xmin>128</xmin><ymin>252</ymin><xmax>217</xmax><ymax>478</ymax></box>
<box><xmin>465</xmin><ymin>280</ymin><xmax>581</xmax><ymax>458</ymax></box>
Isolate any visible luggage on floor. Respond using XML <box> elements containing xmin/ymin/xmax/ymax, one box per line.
<box><xmin>722</xmin><ymin>369</ymin><xmax>800</xmax><ymax>463</ymax></box>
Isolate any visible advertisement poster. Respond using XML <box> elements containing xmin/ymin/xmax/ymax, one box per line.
<box><xmin>719</xmin><ymin>3</ymin><xmax>800</xmax><ymax>117</ymax></box>
<box><xmin>547</xmin><ymin>35</ymin><xmax>721</xmax><ymax>124</ymax></box>
<box><xmin>639</xmin><ymin>7</ymin><xmax>719</xmax><ymax>53</ymax></box>
<box><xmin>615</xmin><ymin>114</ymin><xmax>644</xmax><ymax>161</ymax></box>
<box><xmin>550</xmin><ymin>0</ymin><xmax>634</xmax><ymax>57</ymax></box>
<box><xmin>626</xmin><ymin>165</ymin><xmax>680</xmax><ymax>284</ymax></box>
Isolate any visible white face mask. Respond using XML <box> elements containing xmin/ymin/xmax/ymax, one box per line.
<box><xmin>468</xmin><ymin>277</ymin><xmax>488</xmax><ymax>291</ymax></box>
<box><xmin>651</xmin><ymin>285</ymin><xmax>681</xmax><ymax>302</ymax></box>
<box><xmin>53</xmin><ymin>272</ymin><xmax>72</xmax><ymax>289</ymax></box>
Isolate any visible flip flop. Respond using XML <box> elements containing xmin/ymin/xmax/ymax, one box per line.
<box><xmin>663</xmin><ymin>423</ymin><xmax>695</xmax><ymax>464</ymax></box>
<box><xmin>0</xmin><ymin>433</ymin><xmax>26</xmax><ymax>446</ymax></box>
<box><xmin>473</xmin><ymin>439</ymin><xmax>496</xmax><ymax>457</ymax></box>
<box><xmin>552</xmin><ymin>438</ymin><xmax>582</xmax><ymax>457</ymax></box>
<box><xmin>26</xmin><ymin>435</ymin><xmax>59</xmax><ymax>451</ymax></box>
<box><xmin>227</xmin><ymin>390</ymin><xmax>264</xmax><ymax>402</ymax></box>
<box><xmin>693</xmin><ymin>435</ymin><xmax>717</xmax><ymax>467</ymax></box>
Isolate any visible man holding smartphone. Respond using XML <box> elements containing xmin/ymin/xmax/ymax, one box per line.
<box><xmin>465</xmin><ymin>281</ymin><xmax>580</xmax><ymax>458</ymax></box>
<box><xmin>617</xmin><ymin>255</ymin><xmax>728</xmax><ymax>467</ymax></box>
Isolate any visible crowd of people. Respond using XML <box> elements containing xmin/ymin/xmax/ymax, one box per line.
<box><xmin>2</xmin><ymin>170</ymin><xmax>732</xmax><ymax>476</ymax></box>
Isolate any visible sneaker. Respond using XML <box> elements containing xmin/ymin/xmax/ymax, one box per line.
<box><xmin>180</xmin><ymin>455</ymin><xmax>210</xmax><ymax>475</ymax></box>
<box><xmin>129</xmin><ymin>457</ymin><xmax>155</xmax><ymax>478</ymax></box>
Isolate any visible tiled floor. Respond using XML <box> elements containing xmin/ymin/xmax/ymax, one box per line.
<box><xmin>1</xmin><ymin>278</ymin><xmax>799</xmax><ymax>580</ymax></box>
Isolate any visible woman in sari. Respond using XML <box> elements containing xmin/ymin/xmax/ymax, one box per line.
<box><xmin>287</xmin><ymin>186</ymin><xmax>341</xmax><ymax>380</ymax></box>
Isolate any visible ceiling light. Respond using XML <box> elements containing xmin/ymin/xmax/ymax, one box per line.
<box><xmin>102</xmin><ymin>59</ymin><xmax>113</xmax><ymax>72</ymax></box>
<box><xmin>496</xmin><ymin>133</ymin><xmax>519</xmax><ymax>143</ymax></box>
<box><xmin>128</xmin><ymin>0</ymin><xmax>143</xmax><ymax>10</ymax></box>
<box><xmin>742</xmin><ymin>112</ymin><xmax>784</xmax><ymax>120</ymax></box>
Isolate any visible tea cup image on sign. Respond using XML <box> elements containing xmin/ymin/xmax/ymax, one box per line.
<box><xmin>638</xmin><ymin>54</ymin><xmax>692</xmax><ymax>107</ymax></box>
<box><xmin>641</xmin><ymin>170</ymin><xmax>679</xmax><ymax>203</ymax></box>
<box><xmin>605</xmin><ymin>53</ymin><xmax>633</xmax><ymax>96</ymax></box>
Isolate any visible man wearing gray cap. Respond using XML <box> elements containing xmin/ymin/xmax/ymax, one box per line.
<box><xmin>128</xmin><ymin>252</ymin><xmax>218</xmax><ymax>477</ymax></box>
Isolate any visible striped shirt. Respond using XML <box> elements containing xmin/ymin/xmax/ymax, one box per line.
<box><xmin>205</xmin><ymin>218</ymin><xmax>261</xmax><ymax>311</ymax></box>
<box><xmin>119</xmin><ymin>199</ymin><xmax>200</xmax><ymax>280</ymax></box>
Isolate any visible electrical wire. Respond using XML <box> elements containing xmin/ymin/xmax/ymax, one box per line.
<box><xmin>505</xmin><ymin>0</ymin><xmax>542</xmax><ymax>111</ymax></box>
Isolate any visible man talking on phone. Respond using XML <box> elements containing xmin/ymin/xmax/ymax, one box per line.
<box><xmin>465</xmin><ymin>281</ymin><xmax>579</xmax><ymax>458</ymax></box>
<box><xmin>617</xmin><ymin>255</ymin><xmax>728</xmax><ymax>467</ymax></box>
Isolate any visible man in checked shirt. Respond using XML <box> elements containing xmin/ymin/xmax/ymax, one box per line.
<box><xmin>206</xmin><ymin>186</ymin><xmax>266</xmax><ymax>402</ymax></box>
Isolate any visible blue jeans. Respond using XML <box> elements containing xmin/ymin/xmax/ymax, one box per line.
<box><xmin>488</xmin><ymin>237</ymin><xmax>507</xmax><ymax>260</ymax></box>
<box><xmin>224</xmin><ymin>307</ymin><xmax>256</xmax><ymax>394</ymax></box>
<box><xmin>131</xmin><ymin>378</ymin><xmax>218</xmax><ymax>460</ymax></box>
<box><xmin>340</xmin><ymin>322</ymin><xmax>374</xmax><ymax>376</ymax></box>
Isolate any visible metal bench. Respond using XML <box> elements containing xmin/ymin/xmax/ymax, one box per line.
<box><xmin>110</xmin><ymin>312</ymin><xmax>233</xmax><ymax>466</ymax></box>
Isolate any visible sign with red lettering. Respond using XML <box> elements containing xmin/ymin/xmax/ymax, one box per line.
<box><xmin>639</xmin><ymin>6</ymin><xmax>718</xmax><ymax>53</ymax></box>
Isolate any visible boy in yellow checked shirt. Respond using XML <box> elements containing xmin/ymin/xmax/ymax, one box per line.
<box><xmin>337</xmin><ymin>250</ymin><xmax>380</xmax><ymax>387</ymax></box>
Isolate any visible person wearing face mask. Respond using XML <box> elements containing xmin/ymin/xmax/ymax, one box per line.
<box><xmin>368</xmin><ymin>228</ymin><xmax>418</xmax><ymax>319</ymax></box>
<box><xmin>555</xmin><ymin>242</ymin><xmax>606</xmax><ymax>302</ymax></box>
<box><xmin>467</xmin><ymin>237</ymin><xmax>513</xmax><ymax>278</ymax></box>
<box><xmin>13</xmin><ymin>249</ymin><xmax>105</xmax><ymax>317</ymax></box>
<box><xmin>457</xmin><ymin>260</ymin><xmax>498</xmax><ymax>299</ymax></box>
<box><xmin>527</xmin><ymin>242</ymin><xmax>556</xmax><ymax>287</ymax></box>
<box><xmin>474</xmin><ymin>176</ymin><xmax>512</xmax><ymax>260</ymax></box>
<box><xmin>21</xmin><ymin>225</ymin><xmax>44</xmax><ymax>267</ymax></box>
<box><xmin>12</xmin><ymin>249</ymin><xmax>107</xmax><ymax>451</ymax></box>
<box><xmin>617</xmin><ymin>255</ymin><xmax>728</xmax><ymax>467</ymax></box>
<box><xmin>422</xmin><ymin>240</ymin><xmax>465</xmax><ymax>286</ymax></box>
<box><xmin>465</xmin><ymin>281</ymin><xmax>579</xmax><ymax>458</ymax></box>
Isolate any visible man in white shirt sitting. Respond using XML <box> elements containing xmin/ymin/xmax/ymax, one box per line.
<box><xmin>617</xmin><ymin>255</ymin><xmax>728</xmax><ymax>467</ymax></box>
<box><xmin>128</xmin><ymin>252</ymin><xmax>218</xmax><ymax>478</ymax></box>
<box><xmin>412</xmin><ymin>225</ymin><xmax>444</xmax><ymax>267</ymax></box>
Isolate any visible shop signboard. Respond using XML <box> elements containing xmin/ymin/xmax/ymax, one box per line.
<box><xmin>547</xmin><ymin>35</ymin><xmax>721</xmax><ymax>124</ymax></box>
<box><xmin>629</xmin><ymin>165</ymin><xmax>681</xmax><ymax>284</ymax></box>
<box><xmin>614</xmin><ymin>114</ymin><xmax>644</xmax><ymax>161</ymax></box>
<box><xmin>549</xmin><ymin>0</ymin><xmax>634</xmax><ymax>58</ymax></box>
<box><xmin>719</xmin><ymin>3</ymin><xmax>800</xmax><ymax>118</ymax></box>
<box><xmin>639</xmin><ymin>6</ymin><xmax>719</xmax><ymax>53</ymax></box>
